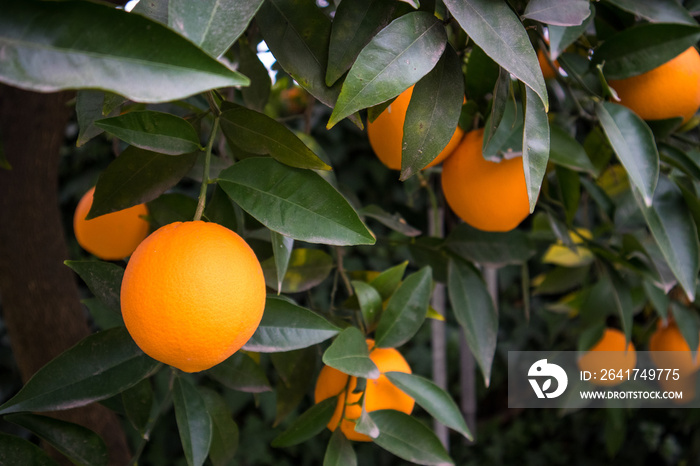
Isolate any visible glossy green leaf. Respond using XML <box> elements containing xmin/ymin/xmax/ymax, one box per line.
<box><xmin>270</xmin><ymin>232</ymin><xmax>294</xmax><ymax>294</ymax></box>
<box><xmin>596</xmin><ymin>102</ymin><xmax>659</xmax><ymax>206</ymax></box>
<box><xmin>0</xmin><ymin>327</ymin><xmax>160</xmax><ymax>415</ymax></box>
<box><xmin>203</xmin><ymin>184</ymin><xmax>239</xmax><ymax>231</ymax></box>
<box><xmin>328</xmin><ymin>12</ymin><xmax>447</xmax><ymax>128</ymax></box>
<box><xmin>220</xmin><ymin>105</ymin><xmax>330</xmax><ymax>170</ymax></box>
<box><xmin>483</xmin><ymin>94</ymin><xmax>523</xmax><ymax>159</ymax></box>
<box><xmin>522</xmin><ymin>0</ymin><xmax>590</xmax><ymax>26</ymax></box>
<box><xmin>549</xmin><ymin>125</ymin><xmax>596</xmax><ymax>174</ymax></box>
<box><xmin>218</xmin><ymin>158</ymin><xmax>374</xmax><ymax>246</ymax></box>
<box><xmin>131</xmin><ymin>0</ymin><xmax>169</xmax><ymax>25</ymax></box>
<box><xmin>522</xmin><ymin>84</ymin><xmax>550</xmax><ymax>212</ymax></box>
<box><xmin>447</xmin><ymin>258</ymin><xmax>497</xmax><ymax>386</ymax></box>
<box><xmin>206</xmin><ymin>352</ymin><xmax>272</xmax><ymax>393</ymax></box>
<box><xmin>445</xmin><ymin>224</ymin><xmax>535</xmax><ymax>266</ymax></box>
<box><xmin>548</xmin><ymin>3</ymin><xmax>594</xmax><ymax>60</ymax></box>
<box><xmin>243</xmin><ymin>297</ymin><xmax>340</xmax><ymax>352</ymax></box>
<box><xmin>444</xmin><ymin>0</ymin><xmax>548</xmax><ymax>111</ymax></box>
<box><xmin>605</xmin><ymin>0</ymin><xmax>696</xmax><ymax>25</ymax></box>
<box><xmin>87</xmin><ymin>146</ymin><xmax>198</xmax><ymax>219</ymax></box>
<box><xmin>199</xmin><ymin>387</ymin><xmax>239</xmax><ymax>466</ymax></box>
<box><xmin>670</xmin><ymin>302</ymin><xmax>700</xmax><ymax>353</ymax></box>
<box><xmin>642</xmin><ymin>279</ymin><xmax>670</xmax><ymax>319</ymax></box>
<box><xmin>556</xmin><ymin>166</ymin><xmax>581</xmax><ymax>224</ymax></box>
<box><xmin>633</xmin><ymin>176</ymin><xmax>699</xmax><ymax>301</ymax></box>
<box><xmin>465</xmin><ymin>44</ymin><xmax>500</xmax><ymax>108</ymax></box>
<box><xmin>271</xmin><ymin>347</ymin><xmax>317</xmax><ymax>426</ymax></box>
<box><xmin>65</xmin><ymin>260</ymin><xmax>124</xmax><ymax>313</ymax></box>
<box><xmin>147</xmin><ymin>192</ymin><xmax>198</xmax><ymax>228</ymax></box>
<box><xmin>534</xmin><ymin>265</ymin><xmax>590</xmax><ymax>295</ymax></box>
<box><xmin>122</xmin><ymin>378</ymin><xmax>153</xmax><ymax>435</ymax></box>
<box><xmin>354</xmin><ymin>405</ymin><xmax>380</xmax><ymax>439</ymax></box>
<box><xmin>322</xmin><ymin>327</ymin><xmax>379</xmax><ymax>379</ymax></box>
<box><xmin>359</xmin><ymin>205</ymin><xmax>421</xmax><ymax>237</ymax></box>
<box><xmin>324</xmin><ymin>429</ymin><xmax>357</xmax><ymax>466</ymax></box>
<box><xmin>401</xmin><ymin>46</ymin><xmax>464</xmax><ymax>180</ymax></box>
<box><xmin>606</xmin><ymin>267</ymin><xmax>634</xmax><ymax>343</ymax></box>
<box><xmin>375</xmin><ymin>267</ymin><xmax>432</xmax><ymax>348</ymax></box>
<box><xmin>385</xmin><ymin>372</ymin><xmax>472</xmax><ymax>440</ymax></box>
<box><xmin>592</xmin><ymin>24</ymin><xmax>700</xmax><ymax>80</ymax></box>
<box><xmin>352</xmin><ymin>281</ymin><xmax>383</xmax><ymax>329</ymax></box>
<box><xmin>76</xmin><ymin>91</ymin><xmax>111</xmax><ymax>146</ymax></box>
<box><xmin>238</xmin><ymin>39</ymin><xmax>272</xmax><ymax>112</ymax></box>
<box><xmin>256</xmin><ymin>0</ymin><xmax>344</xmax><ymax>113</ymax></box>
<box><xmin>168</xmin><ymin>0</ymin><xmax>263</xmax><ymax>58</ymax></box>
<box><xmin>0</xmin><ymin>433</ymin><xmax>59</xmax><ymax>466</ymax></box>
<box><xmin>326</xmin><ymin>0</ymin><xmax>403</xmax><ymax>86</ymax></box>
<box><xmin>659</xmin><ymin>144</ymin><xmax>700</xmax><ymax>181</ymax></box>
<box><xmin>370</xmin><ymin>261</ymin><xmax>408</xmax><ymax>300</ymax></box>
<box><xmin>174</xmin><ymin>375</ymin><xmax>212</xmax><ymax>466</ymax></box>
<box><xmin>271</xmin><ymin>397</ymin><xmax>337</xmax><ymax>448</ymax></box>
<box><xmin>0</xmin><ymin>0</ymin><xmax>248</xmax><ymax>102</ymax></box>
<box><xmin>83</xmin><ymin>298</ymin><xmax>124</xmax><ymax>330</ymax></box>
<box><xmin>371</xmin><ymin>410</ymin><xmax>454</xmax><ymax>466</ymax></box>
<box><xmin>5</xmin><ymin>413</ymin><xmax>107</xmax><ymax>466</ymax></box>
<box><xmin>261</xmin><ymin>248</ymin><xmax>333</xmax><ymax>294</ymax></box>
<box><xmin>95</xmin><ymin>111</ymin><xmax>201</xmax><ymax>155</ymax></box>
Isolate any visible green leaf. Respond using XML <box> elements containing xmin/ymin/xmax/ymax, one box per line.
<box><xmin>385</xmin><ymin>372</ymin><xmax>472</xmax><ymax>440</ymax></box>
<box><xmin>522</xmin><ymin>84</ymin><xmax>550</xmax><ymax>212</ymax></box>
<box><xmin>659</xmin><ymin>144</ymin><xmax>700</xmax><ymax>181</ymax></box>
<box><xmin>95</xmin><ymin>111</ymin><xmax>201</xmax><ymax>155</ymax></box>
<box><xmin>87</xmin><ymin>146</ymin><xmax>198</xmax><ymax>219</ymax></box>
<box><xmin>464</xmin><ymin>44</ymin><xmax>500</xmax><ymax>108</ymax></box>
<box><xmin>549</xmin><ymin>125</ymin><xmax>596</xmax><ymax>174</ymax></box>
<box><xmin>596</xmin><ymin>102</ymin><xmax>659</xmax><ymax>206</ymax></box>
<box><xmin>447</xmin><ymin>258</ymin><xmax>497</xmax><ymax>386</ymax></box>
<box><xmin>324</xmin><ymin>429</ymin><xmax>357</xmax><ymax>466</ymax></box>
<box><xmin>328</xmin><ymin>11</ymin><xmax>447</xmax><ymax>128</ymax></box>
<box><xmin>354</xmin><ymin>405</ymin><xmax>380</xmax><ymax>439</ymax></box>
<box><xmin>444</xmin><ymin>0</ymin><xmax>548</xmax><ymax>111</ymax></box>
<box><xmin>203</xmin><ymin>185</ymin><xmax>239</xmax><ymax>232</ymax></box>
<box><xmin>217</xmin><ymin>158</ymin><xmax>375</xmax><ymax>246</ymax></box>
<box><xmin>271</xmin><ymin>397</ymin><xmax>337</xmax><ymax>448</ymax></box>
<box><xmin>483</xmin><ymin>93</ymin><xmax>523</xmax><ymax>159</ymax></box>
<box><xmin>522</xmin><ymin>0</ymin><xmax>590</xmax><ymax>26</ymax></box>
<box><xmin>256</xmin><ymin>0</ymin><xmax>345</xmax><ymax>114</ymax></box>
<box><xmin>322</xmin><ymin>327</ymin><xmax>379</xmax><ymax>379</ymax></box>
<box><xmin>5</xmin><ymin>413</ymin><xmax>108</xmax><ymax>466</ymax></box>
<box><xmin>326</xmin><ymin>0</ymin><xmax>404</xmax><ymax>86</ymax></box>
<box><xmin>206</xmin><ymin>352</ymin><xmax>272</xmax><ymax>393</ymax></box>
<box><xmin>370</xmin><ymin>262</ymin><xmax>408</xmax><ymax>300</ymax></box>
<box><xmin>445</xmin><ymin>223</ymin><xmax>535</xmax><ymax>266</ymax></box>
<box><xmin>174</xmin><ymin>375</ymin><xmax>213</xmax><ymax>466</ymax></box>
<box><xmin>270</xmin><ymin>232</ymin><xmax>294</xmax><ymax>294</ymax></box>
<box><xmin>199</xmin><ymin>387</ymin><xmax>239</xmax><ymax>466</ymax></box>
<box><xmin>261</xmin><ymin>248</ymin><xmax>333</xmax><ymax>294</ymax></box>
<box><xmin>243</xmin><ymin>297</ymin><xmax>340</xmax><ymax>352</ymax></box>
<box><xmin>605</xmin><ymin>267</ymin><xmax>634</xmax><ymax>343</ymax></box>
<box><xmin>131</xmin><ymin>0</ymin><xmax>169</xmax><ymax>25</ymax></box>
<box><xmin>633</xmin><ymin>176</ymin><xmax>699</xmax><ymax>301</ymax></box>
<box><xmin>271</xmin><ymin>347</ymin><xmax>317</xmax><ymax>426</ymax></box>
<box><xmin>237</xmin><ymin>39</ymin><xmax>272</xmax><ymax>112</ymax></box>
<box><xmin>670</xmin><ymin>302</ymin><xmax>700</xmax><ymax>352</ymax></box>
<box><xmin>83</xmin><ymin>298</ymin><xmax>124</xmax><ymax>330</ymax></box>
<box><xmin>548</xmin><ymin>3</ymin><xmax>594</xmax><ymax>60</ymax></box>
<box><xmin>400</xmin><ymin>46</ymin><xmax>464</xmax><ymax>180</ymax></box>
<box><xmin>76</xmin><ymin>91</ymin><xmax>111</xmax><ymax>146</ymax></box>
<box><xmin>592</xmin><ymin>24</ymin><xmax>700</xmax><ymax>80</ymax></box>
<box><xmin>220</xmin><ymin>105</ymin><xmax>330</xmax><ymax>170</ymax></box>
<box><xmin>352</xmin><ymin>281</ymin><xmax>383</xmax><ymax>330</ymax></box>
<box><xmin>122</xmin><ymin>378</ymin><xmax>153</xmax><ymax>435</ymax></box>
<box><xmin>168</xmin><ymin>0</ymin><xmax>263</xmax><ymax>58</ymax></box>
<box><xmin>359</xmin><ymin>205</ymin><xmax>421</xmax><ymax>237</ymax></box>
<box><xmin>642</xmin><ymin>279</ymin><xmax>670</xmax><ymax>319</ymax></box>
<box><xmin>0</xmin><ymin>433</ymin><xmax>59</xmax><ymax>466</ymax></box>
<box><xmin>605</xmin><ymin>0</ymin><xmax>697</xmax><ymax>25</ymax></box>
<box><xmin>147</xmin><ymin>192</ymin><xmax>198</xmax><ymax>228</ymax></box>
<box><xmin>0</xmin><ymin>0</ymin><xmax>248</xmax><ymax>102</ymax></box>
<box><xmin>556</xmin><ymin>166</ymin><xmax>581</xmax><ymax>224</ymax></box>
<box><xmin>375</xmin><ymin>267</ymin><xmax>432</xmax><ymax>348</ymax></box>
<box><xmin>0</xmin><ymin>327</ymin><xmax>160</xmax><ymax>415</ymax></box>
<box><xmin>65</xmin><ymin>260</ymin><xmax>124</xmax><ymax>313</ymax></box>
<box><xmin>371</xmin><ymin>410</ymin><xmax>454</xmax><ymax>466</ymax></box>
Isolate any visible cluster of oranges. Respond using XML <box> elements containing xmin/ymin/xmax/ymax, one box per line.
<box><xmin>368</xmin><ymin>47</ymin><xmax>700</xmax><ymax>232</ymax></box>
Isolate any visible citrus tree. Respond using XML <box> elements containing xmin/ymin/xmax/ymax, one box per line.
<box><xmin>1</xmin><ymin>0</ymin><xmax>700</xmax><ymax>465</ymax></box>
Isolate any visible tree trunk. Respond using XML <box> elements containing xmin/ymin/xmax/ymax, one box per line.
<box><xmin>0</xmin><ymin>84</ymin><xmax>131</xmax><ymax>465</ymax></box>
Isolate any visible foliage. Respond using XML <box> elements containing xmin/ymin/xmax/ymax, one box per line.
<box><xmin>1</xmin><ymin>0</ymin><xmax>700</xmax><ymax>464</ymax></box>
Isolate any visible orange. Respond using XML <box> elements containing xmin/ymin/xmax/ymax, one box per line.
<box><xmin>367</xmin><ymin>85</ymin><xmax>464</xmax><ymax>171</ymax></box>
<box><xmin>609</xmin><ymin>47</ymin><xmax>700</xmax><ymax>123</ymax></box>
<box><xmin>649</xmin><ymin>322</ymin><xmax>700</xmax><ymax>403</ymax></box>
<box><xmin>441</xmin><ymin>128</ymin><xmax>529</xmax><ymax>232</ymax></box>
<box><xmin>73</xmin><ymin>187</ymin><xmax>150</xmax><ymax>260</ymax></box>
<box><xmin>314</xmin><ymin>340</ymin><xmax>414</xmax><ymax>441</ymax></box>
<box><xmin>120</xmin><ymin>221</ymin><xmax>266</xmax><ymax>372</ymax></box>
<box><xmin>578</xmin><ymin>328</ymin><xmax>636</xmax><ymax>387</ymax></box>
<box><xmin>537</xmin><ymin>49</ymin><xmax>558</xmax><ymax>80</ymax></box>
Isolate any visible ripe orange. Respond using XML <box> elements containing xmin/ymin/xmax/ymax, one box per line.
<box><xmin>649</xmin><ymin>322</ymin><xmax>700</xmax><ymax>403</ymax></box>
<box><xmin>578</xmin><ymin>328</ymin><xmax>636</xmax><ymax>387</ymax></box>
<box><xmin>73</xmin><ymin>187</ymin><xmax>150</xmax><ymax>260</ymax></box>
<box><xmin>120</xmin><ymin>221</ymin><xmax>266</xmax><ymax>373</ymax></box>
<box><xmin>609</xmin><ymin>47</ymin><xmax>700</xmax><ymax>123</ymax></box>
<box><xmin>367</xmin><ymin>85</ymin><xmax>464</xmax><ymax>171</ymax></box>
<box><xmin>441</xmin><ymin>128</ymin><xmax>530</xmax><ymax>232</ymax></box>
<box><xmin>538</xmin><ymin>49</ymin><xmax>558</xmax><ymax>80</ymax></box>
<box><xmin>314</xmin><ymin>340</ymin><xmax>414</xmax><ymax>442</ymax></box>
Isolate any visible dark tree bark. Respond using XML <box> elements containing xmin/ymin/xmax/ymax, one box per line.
<box><xmin>0</xmin><ymin>84</ymin><xmax>131</xmax><ymax>465</ymax></box>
